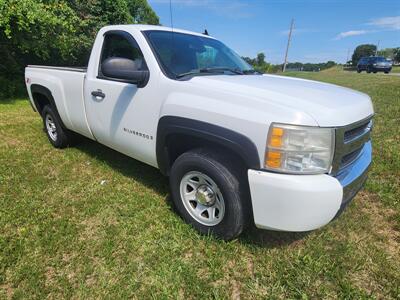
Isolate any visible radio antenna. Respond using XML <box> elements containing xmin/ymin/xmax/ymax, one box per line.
<box><xmin>169</xmin><ymin>0</ymin><xmax>177</xmax><ymax>78</ymax></box>
<box><xmin>169</xmin><ymin>0</ymin><xmax>174</xmax><ymax>31</ymax></box>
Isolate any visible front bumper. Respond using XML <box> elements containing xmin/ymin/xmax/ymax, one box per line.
<box><xmin>372</xmin><ymin>66</ymin><xmax>392</xmax><ymax>72</ymax></box>
<box><xmin>248</xmin><ymin>141</ymin><xmax>372</xmax><ymax>232</ymax></box>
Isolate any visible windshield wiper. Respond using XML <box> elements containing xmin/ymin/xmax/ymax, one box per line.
<box><xmin>201</xmin><ymin>67</ymin><xmax>244</xmax><ymax>75</ymax></box>
<box><xmin>242</xmin><ymin>69</ymin><xmax>261</xmax><ymax>75</ymax></box>
<box><xmin>176</xmin><ymin>67</ymin><xmax>243</xmax><ymax>79</ymax></box>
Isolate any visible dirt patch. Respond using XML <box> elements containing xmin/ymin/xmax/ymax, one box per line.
<box><xmin>351</xmin><ymin>268</ymin><xmax>382</xmax><ymax>297</ymax></box>
<box><xmin>79</xmin><ymin>216</ymin><xmax>102</xmax><ymax>241</ymax></box>
<box><xmin>45</xmin><ymin>266</ymin><xmax>56</xmax><ymax>288</ymax></box>
<box><xmin>0</xmin><ymin>283</ymin><xmax>14</xmax><ymax>299</ymax></box>
<box><xmin>231</xmin><ymin>279</ymin><xmax>241</xmax><ymax>300</ymax></box>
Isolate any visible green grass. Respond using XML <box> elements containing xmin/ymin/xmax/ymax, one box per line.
<box><xmin>391</xmin><ymin>65</ymin><xmax>400</xmax><ymax>73</ymax></box>
<box><xmin>1</xmin><ymin>70</ymin><xmax>399</xmax><ymax>299</ymax></box>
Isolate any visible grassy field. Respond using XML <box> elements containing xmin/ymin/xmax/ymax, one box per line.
<box><xmin>391</xmin><ymin>65</ymin><xmax>400</xmax><ymax>73</ymax></box>
<box><xmin>1</xmin><ymin>70</ymin><xmax>399</xmax><ymax>299</ymax></box>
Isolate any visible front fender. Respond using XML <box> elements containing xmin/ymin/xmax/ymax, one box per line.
<box><xmin>156</xmin><ymin>116</ymin><xmax>260</xmax><ymax>175</ymax></box>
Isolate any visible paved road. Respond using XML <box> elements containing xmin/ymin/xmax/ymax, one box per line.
<box><xmin>384</xmin><ymin>72</ymin><xmax>400</xmax><ymax>77</ymax></box>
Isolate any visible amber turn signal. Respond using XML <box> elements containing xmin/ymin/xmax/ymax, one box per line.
<box><xmin>265</xmin><ymin>151</ymin><xmax>281</xmax><ymax>168</ymax></box>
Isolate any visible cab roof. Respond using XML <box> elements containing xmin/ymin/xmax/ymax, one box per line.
<box><xmin>101</xmin><ymin>24</ymin><xmax>214</xmax><ymax>39</ymax></box>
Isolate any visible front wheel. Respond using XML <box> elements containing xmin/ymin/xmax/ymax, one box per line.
<box><xmin>169</xmin><ymin>149</ymin><xmax>250</xmax><ymax>240</ymax></box>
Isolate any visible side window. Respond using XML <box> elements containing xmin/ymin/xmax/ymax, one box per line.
<box><xmin>99</xmin><ymin>33</ymin><xmax>147</xmax><ymax>75</ymax></box>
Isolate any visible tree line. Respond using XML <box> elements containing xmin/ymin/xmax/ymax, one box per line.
<box><xmin>244</xmin><ymin>44</ymin><xmax>400</xmax><ymax>73</ymax></box>
<box><xmin>242</xmin><ymin>53</ymin><xmax>337</xmax><ymax>73</ymax></box>
<box><xmin>0</xmin><ymin>0</ymin><xmax>159</xmax><ymax>98</ymax></box>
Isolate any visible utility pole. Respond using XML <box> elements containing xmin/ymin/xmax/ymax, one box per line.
<box><xmin>344</xmin><ymin>48</ymin><xmax>350</xmax><ymax>70</ymax></box>
<box><xmin>283</xmin><ymin>18</ymin><xmax>294</xmax><ymax>72</ymax></box>
<box><xmin>346</xmin><ymin>48</ymin><xmax>350</xmax><ymax>63</ymax></box>
<box><xmin>375</xmin><ymin>40</ymin><xmax>380</xmax><ymax>56</ymax></box>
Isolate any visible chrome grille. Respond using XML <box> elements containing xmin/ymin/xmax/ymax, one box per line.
<box><xmin>341</xmin><ymin>146</ymin><xmax>363</xmax><ymax>168</ymax></box>
<box><xmin>330</xmin><ymin>116</ymin><xmax>373</xmax><ymax>176</ymax></box>
<box><xmin>344</xmin><ymin>120</ymin><xmax>372</xmax><ymax>143</ymax></box>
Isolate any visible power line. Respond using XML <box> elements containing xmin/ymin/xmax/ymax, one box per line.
<box><xmin>283</xmin><ymin>18</ymin><xmax>294</xmax><ymax>72</ymax></box>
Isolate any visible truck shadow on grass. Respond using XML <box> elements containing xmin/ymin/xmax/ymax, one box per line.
<box><xmin>75</xmin><ymin>137</ymin><xmax>308</xmax><ymax>248</ymax></box>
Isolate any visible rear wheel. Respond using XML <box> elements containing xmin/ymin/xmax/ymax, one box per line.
<box><xmin>357</xmin><ymin>68</ymin><xmax>361</xmax><ymax>73</ymax></box>
<box><xmin>42</xmin><ymin>105</ymin><xmax>75</xmax><ymax>148</ymax></box>
<box><xmin>169</xmin><ymin>148</ymin><xmax>250</xmax><ymax>240</ymax></box>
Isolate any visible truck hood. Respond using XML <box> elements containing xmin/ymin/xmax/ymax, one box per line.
<box><xmin>189</xmin><ymin>74</ymin><xmax>374</xmax><ymax>126</ymax></box>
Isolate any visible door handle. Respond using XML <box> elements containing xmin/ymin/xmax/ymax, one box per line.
<box><xmin>91</xmin><ymin>90</ymin><xmax>105</xmax><ymax>99</ymax></box>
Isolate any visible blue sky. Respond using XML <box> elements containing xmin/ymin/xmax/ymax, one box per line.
<box><xmin>147</xmin><ymin>0</ymin><xmax>400</xmax><ymax>63</ymax></box>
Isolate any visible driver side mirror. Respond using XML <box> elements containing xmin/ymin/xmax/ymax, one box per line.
<box><xmin>101</xmin><ymin>57</ymin><xmax>149</xmax><ymax>87</ymax></box>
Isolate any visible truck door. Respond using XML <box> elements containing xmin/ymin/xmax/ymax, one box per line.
<box><xmin>83</xmin><ymin>30</ymin><xmax>156</xmax><ymax>166</ymax></box>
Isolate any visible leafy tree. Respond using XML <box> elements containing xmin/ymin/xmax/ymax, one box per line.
<box><xmin>377</xmin><ymin>47</ymin><xmax>400</xmax><ymax>62</ymax></box>
<box><xmin>242</xmin><ymin>56</ymin><xmax>256</xmax><ymax>66</ymax></box>
<box><xmin>394</xmin><ymin>48</ymin><xmax>400</xmax><ymax>63</ymax></box>
<box><xmin>0</xmin><ymin>0</ymin><xmax>159</xmax><ymax>98</ymax></box>
<box><xmin>256</xmin><ymin>52</ymin><xmax>266</xmax><ymax>66</ymax></box>
<box><xmin>127</xmin><ymin>0</ymin><xmax>159</xmax><ymax>25</ymax></box>
<box><xmin>0</xmin><ymin>0</ymin><xmax>81</xmax><ymax>97</ymax></box>
<box><xmin>242</xmin><ymin>52</ymin><xmax>272</xmax><ymax>72</ymax></box>
<box><xmin>377</xmin><ymin>48</ymin><xmax>395</xmax><ymax>59</ymax></box>
<box><xmin>325</xmin><ymin>61</ymin><xmax>336</xmax><ymax>69</ymax></box>
<box><xmin>351</xmin><ymin>44</ymin><xmax>376</xmax><ymax>65</ymax></box>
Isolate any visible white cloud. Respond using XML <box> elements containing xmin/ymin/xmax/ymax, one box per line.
<box><xmin>367</xmin><ymin>16</ymin><xmax>400</xmax><ymax>30</ymax></box>
<box><xmin>334</xmin><ymin>30</ymin><xmax>371</xmax><ymax>40</ymax></box>
<box><xmin>333</xmin><ymin>15</ymin><xmax>399</xmax><ymax>40</ymax></box>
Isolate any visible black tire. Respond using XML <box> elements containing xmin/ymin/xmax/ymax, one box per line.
<box><xmin>357</xmin><ymin>69</ymin><xmax>361</xmax><ymax>73</ymax></box>
<box><xmin>384</xmin><ymin>71</ymin><xmax>389</xmax><ymax>74</ymax></box>
<box><xmin>169</xmin><ymin>148</ymin><xmax>251</xmax><ymax>240</ymax></box>
<box><xmin>41</xmin><ymin>105</ymin><xmax>75</xmax><ymax>148</ymax></box>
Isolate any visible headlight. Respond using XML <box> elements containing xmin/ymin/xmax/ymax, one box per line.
<box><xmin>265</xmin><ymin>123</ymin><xmax>334</xmax><ymax>174</ymax></box>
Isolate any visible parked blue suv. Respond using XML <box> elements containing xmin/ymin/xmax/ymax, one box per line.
<box><xmin>357</xmin><ymin>56</ymin><xmax>392</xmax><ymax>74</ymax></box>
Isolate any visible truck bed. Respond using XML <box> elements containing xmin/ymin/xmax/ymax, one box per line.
<box><xmin>27</xmin><ymin>65</ymin><xmax>87</xmax><ymax>73</ymax></box>
<box><xmin>26</xmin><ymin>65</ymin><xmax>93</xmax><ymax>139</ymax></box>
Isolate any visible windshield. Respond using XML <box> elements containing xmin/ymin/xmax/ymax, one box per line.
<box><xmin>143</xmin><ymin>30</ymin><xmax>254</xmax><ymax>79</ymax></box>
<box><xmin>375</xmin><ymin>57</ymin><xmax>387</xmax><ymax>62</ymax></box>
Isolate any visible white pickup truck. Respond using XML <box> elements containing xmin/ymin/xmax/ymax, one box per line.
<box><xmin>25</xmin><ymin>25</ymin><xmax>373</xmax><ymax>240</ymax></box>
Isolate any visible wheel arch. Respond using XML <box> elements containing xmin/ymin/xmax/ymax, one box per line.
<box><xmin>30</xmin><ymin>84</ymin><xmax>67</xmax><ymax>128</ymax></box>
<box><xmin>156</xmin><ymin>116</ymin><xmax>261</xmax><ymax>175</ymax></box>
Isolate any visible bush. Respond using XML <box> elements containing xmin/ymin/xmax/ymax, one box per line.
<box><xmin>0</xmin><ymin>0</ymin><xmax>159</xmax><ymax>99</ymax></box>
